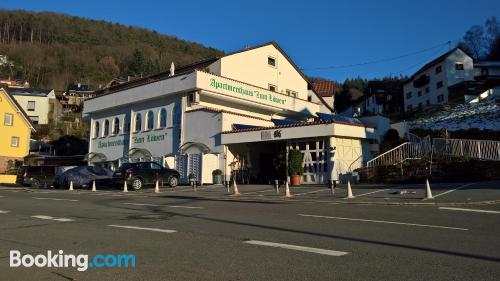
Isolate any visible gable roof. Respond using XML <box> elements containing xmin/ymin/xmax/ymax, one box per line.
<box><xmin>8</xmin><ymin>87</ymin><xmax>54</xmax><ymax>97</ymax></box>
<box><xmin>0</xmin><ymin>87</ymin><xmax>36</xmax><ymax>131</ymax></box>
<box><xmin>407</xmin><ymin>47</ymin><xmax>472</xmax><ymax>81</ymax></box>
<box><xmin>311</xmin><ymin>80</ymin><xmax>337</xmax><ymax>97</ymax></box>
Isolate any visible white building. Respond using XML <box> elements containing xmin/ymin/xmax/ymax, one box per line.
<box><xmin>83</xmin><ymin>42</ymin><xmax>385</xmax><ymax>184</ymax></box>
<box><xmin>9</xmin><ymin>88</ymin><xmax>61</xmax><ymax>124</ymax></box>
<box><xmin>403</xmin><ymin>47</ymin><xmax>474</xmax><ymax>112</ymax></box>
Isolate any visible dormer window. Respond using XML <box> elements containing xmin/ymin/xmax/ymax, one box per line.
<box><xmin>268</xmin><ymin>56</ymin><xmax>276</xmax><ymax>67</ymax></box>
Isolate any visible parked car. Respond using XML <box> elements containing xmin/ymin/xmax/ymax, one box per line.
<box><xmin>112</xmin><ymin>162</ymin><xmax>180</xmax><ymax>190</ymax></box>
<box><xmin>53</xmin><ymin>166</ymin><xmax>113</xmax><ymax>189</ymax></box>
<box><xmin>16</xmin><ymin>165</ymin><xmax>78</xmax><ymax>188</ymax></box>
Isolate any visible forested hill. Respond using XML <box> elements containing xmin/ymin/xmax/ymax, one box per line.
<box><xmin>0</xmin><ymin>9</ymin><xmax>223</xmax><ymax>90</ymax></box>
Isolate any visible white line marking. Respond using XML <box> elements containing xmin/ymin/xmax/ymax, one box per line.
<box><xmin>108</xmin><ymin>225</ymin><xmax>177</xmax><ymax>233</ymax></box>
<box><xmin>244</xmin><ymin>240</ymin><xmax>348</xmax><ymax>256</ymax></box>
<box><xmin>31</xmin><ymin>215</ymin><xmax>74</xmax><ymax>222</ymax></box>
<box><xmin>32</xmin><ymin>197</ymin><xmax>78</xmax><ymax>202</ymax></box>
<box><xmin>0</xmin><ymin>210</ymin><xmax>10</xmax><ymax>214</ymax></box>
<box><xmin>0</xmin><ymin>195</ymin><xmax>4</xmax><ymax>197</ymax></box>
<box><xmin>123</xmin><ymin>202</ymin><xmax>203</xmax><ymax>209</ymax></box>
<box><xmin>294</xmin><ymin>189</ymin><xmax>327</xmax><ymax>196</ymax></box>
<box><xmin>432</xmin><ymin>183</ymin><xmax>475</xmax><ymax>198</ymax></box>
<box><xmin>439</xmin><ymin>207</ymin><xmax>500</xmax><ymax>214</ymax></box>
<box><xmin>355</xmin><ymin>189</ymin><xmax>390</xmax><ymax>197</ymax></box>
<box><xmin>298</xmin><ymin>214</ymin><xmax>468</xmax><ymax>231</ymax></box>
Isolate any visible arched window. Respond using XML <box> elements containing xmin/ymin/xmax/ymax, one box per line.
<box><xmin>159</xmin><ymin>108</ymin><xmax>167</xmax><ymax>128</ymax></box>
<box><xmin>94</xmin><ymin>121</ymin><xmax>100</xmax><ymax>138</ymax></box>
<box><xmin>103</xmin><ymin>120</ymin><xmax>110</xmax><ymax>136</ymax></box>
<box><xmin>113</xmin><ymin>117</ymin><xmax>120</xmax><ymax>135</ymax></box>
<box><xmin>147</xmin><ymin>111</ymin><xmax>154</xmax><ymax>130</ymax></box>
<box><xmin>135</xmin><ymin>113</ymin><xmax>142</xmax><ymax>132</ymax></box>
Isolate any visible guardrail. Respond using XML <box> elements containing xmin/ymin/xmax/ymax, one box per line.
<box><xmin>432</xmin><ymin>138</ymin><xmax>500</xmax><ymax>161</ymax></box>
<box><xmin>367</xmin><ymin>142</ymin><xmax>423</xmax><ymax>167</ymax></box>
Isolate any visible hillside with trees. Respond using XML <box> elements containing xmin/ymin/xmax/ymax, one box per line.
<box><xmin>0</xmin><ymin>9</ymin><xmax>223</xmax><ymax>90</ymax></box>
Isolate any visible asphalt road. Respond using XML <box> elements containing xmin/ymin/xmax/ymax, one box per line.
<box><xmin>1</xmin><ymin>183</ymin><xmax>499</xmax><ymax>281</ymax></box>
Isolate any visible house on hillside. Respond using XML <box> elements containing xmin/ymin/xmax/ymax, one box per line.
<box><xmin>340</xmin><ymin>80</ymin><xmax>404</xmax><ymax>118</ymax></box>
<box><xmin>0</xmin><ymin>88</ymin><xmax>35</xmax><ymax>172</ymax></box>
<box><xmin>403</xmin><ymin>47</ymin><xmax>475</xmax><ymax>112</ymax></box>
<box><xmin>8</xmin><ymin>87</ymin><xmax>62</xmax><ymax>124</ymax></box>
<box><xmin>60</xmin><ymin>83</ymin><xmax>95</xmax><ymax>112</ymax></box>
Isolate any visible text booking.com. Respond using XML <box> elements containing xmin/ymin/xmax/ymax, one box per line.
<box><xmin>10</xmin><ymin>250</ymin><xmax>136</xmax><ymax>271</ymax></box>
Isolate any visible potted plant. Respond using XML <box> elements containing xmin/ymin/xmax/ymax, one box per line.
<box><xmin>288</xmin><ymin>149</ymin><xmax>304</xmax><ymax>186</ymax></box>
<box><xmin>212</xmin><ymin>169</ymin><xmax>223</xmax><ymax>185</ymax></box>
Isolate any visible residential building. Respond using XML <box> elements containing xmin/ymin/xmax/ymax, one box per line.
<box><xmin>340</xmin><ymin>80</ymin><xmax>404</xmax><ymax>118</ymax></box>
<box><xmin>0</xmin><ymin>88</ymin><xmax>35</xmax><ymax>172</ymax></box>
<box><xmin>84</xmin><ymin>42</ymin><xmax>385</xmax><ymax>185</ymax></box>
<box><xmin>310</xmin><ymin>80</ymin><xmax>338</xmax><ymax>111</ymax></box>
<box><xmin>403</xmin><ymin>47</ymin><xmax>474</xmax><ymax>112</ymax></box>
<box><xmin>8</xmin><ymin>87</ymin><xmax>62</xmax><ymax>124</ymax></box>
<box><xmin>60</xmin><ymin>83</ymin><xmax>95</xmax><ymax>112</ymax></box>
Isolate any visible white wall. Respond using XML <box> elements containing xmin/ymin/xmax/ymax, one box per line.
<box><xmin>11</xmin><ymin>95</ymin><xmax>51</xmax><ymax>124</ymax></box>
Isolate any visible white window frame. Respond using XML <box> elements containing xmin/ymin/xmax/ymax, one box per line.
<box><xmin>4</xmin><ymin>113</ymin><xmax>13</xmax><ymax>126</ymax></box>
<box><xmin>27</xmin><ymin>101</ymin><xmax>36</xmax><ymax>111</ymax></box>
<box><xmin>10</xmin><ymin>136</ymin><xmax>19</xmax><ymax>147</ymax></box>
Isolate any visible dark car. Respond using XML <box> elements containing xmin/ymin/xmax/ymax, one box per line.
<box><xmin>112</xmin><ymin>162</ymin><xmax>180</xmax><ymax>190</ymax></box>
<box><xmin>53</xmin><ymin>166</ymin><xmax>113</xmax><ymax>189</ymax></box>
<box><xmin>16</xmin><ymin>165</ymin><xmax>77</xmax><ymax>188</ymax></box>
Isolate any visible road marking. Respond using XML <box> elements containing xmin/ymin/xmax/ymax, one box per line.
<box><xmin>432</xmin><ymin>183</ymin><xmax>475</xmax><ymax>199</ymax></box>
<box><xmin>298</xmin><ymin>214</ymin><xmax>468</xmax><ymax>231</ymax></box>
<box><xmin>439</xmin><ymin>207</ymin><xmax>500</xmax><ymax>214</ymax></box>
<box><xmin>123</xmin><ymin>202</ymin><xmax>203</xmax><ymax>209</ymax></box>
<box><xmin>108</xmin><ymin>225</ymin><xmax>177</xmax><ymax>233</ymax></box>
<box><xmin>32</xmin><ymin>197</ymin><xmax>78</xmax><ymax>202</ymax></box>
<box><xmin>31</xmin><ymin>215</ymin><xmax>74</xmax><ymax>222</ymax></box>
<box><xmin>294</xmin><ymin>189</ymin><xmax>327</xmax><ymax>196</ymax></box>
<box><xmin>0</xmin><ymin>210</ymin><xmax>10</xmax><ymax>214</ymax></box>
<box><xmin>244</xmin><ymin>240</ymin><xmax>348</xmax><ymax>256</ymax></box>
<box><xmin>355</xmin><ymin>189</ymin><xmax>390</xmax><ymax>197</ymax></box>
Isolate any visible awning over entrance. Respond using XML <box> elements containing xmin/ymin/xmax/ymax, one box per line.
<box><xmin>221</xmin><ymin>119</ymin><xmax>375</xmax><ymax>145</ymax></box>
<box><xmin>128</xmin><ymin>148</ymin><xmax>152</xmax><ymax>158</ymax></box>
<box><xmin>85</xmin><ymin>152</ymin><xmax>107</xmax><ymax>163</ymax></box>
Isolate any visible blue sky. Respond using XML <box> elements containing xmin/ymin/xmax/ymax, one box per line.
<box><xmin>1</xmin><ymin>0</ymin><xmax>498</xmax><ymax>82</ymax></box>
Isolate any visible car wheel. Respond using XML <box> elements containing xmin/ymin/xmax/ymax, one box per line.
<box><xmin>168</xmin><ymin>176</ymin><xmax>178</xmax><ymax>188</ymax></box>
<box><xmin>131</xmin><ymin>178</ymin><xmax>143</xmax><ymax>190</ymax></box>
<box><xmin>30</xmin><ymin>179</ymin><xmax>40</xmax><ymax>189</ymax></box>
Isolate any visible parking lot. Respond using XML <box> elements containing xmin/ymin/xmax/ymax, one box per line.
<box><xmin>1</xmin><ymin>181</ymin><xmax>499</xmax><ymax>280</ymax></box>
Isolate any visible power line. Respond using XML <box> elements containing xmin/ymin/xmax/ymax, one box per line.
<box><xmin>301</xmin><ymin>40</ymin><xmax>457</xmax><ymax>71</ymax></box>
<box><xmin>392</xmin><ymin>45</ymin><xmax>450</xmax><ymax>76</ymax></box>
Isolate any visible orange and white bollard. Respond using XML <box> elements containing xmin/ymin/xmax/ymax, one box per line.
<box><xmin>232</xmin><ymin>178</ymin><xmax>240</xmax><ymax>196</ymax></box>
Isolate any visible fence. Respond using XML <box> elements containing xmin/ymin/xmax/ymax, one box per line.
<box><xmin>432</xmin><ymin>138</ymin><xmax>500</xmax><ymax>161</ymax></box>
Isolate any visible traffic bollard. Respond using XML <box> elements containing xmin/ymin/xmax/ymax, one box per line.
<box><xmin>275</xmin><ymin>180</ymin><xmax>279</xmax><ymax>194</ymax></box>
<box><xmin>425</xmin><ymin>178</ymin><xmax>434</xmax><ymax>199</ymax></box>
<box><xmin>69</xmin><ymin>181</ymin><xmax>73</xmax><ymax>191</ymax></box>
<box><xmin>155</xmin><ymin>179</ymin><xmax>160</xmax><ymax>193</ymax></box>
<box><xmin>232</xmin><ymin>178</ymin><xmax>240</xmax><ymax>196</ymax></box>
<box><xmin>285</xmin><ymin>181</ymin><xmax>291</xmax><ymax>198</ymax></box>
<box><xmin>345</xmin><ymin>179</ymin><xmax>354</xmax><ymax>199</ymax></box>
<box><xmin>329</xmin><ymin>179</ymin><xmax>335</xmax><ymax>195</ymax></box>
<box><xmin>91</xmin><ymin>180</ymin><xmax>96</xmax><ymax>192</ymax></box>
<box><xmin>123</xmin><ymin>180</ymin><xmax>128</xmax><ymax>192</ymax></box>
